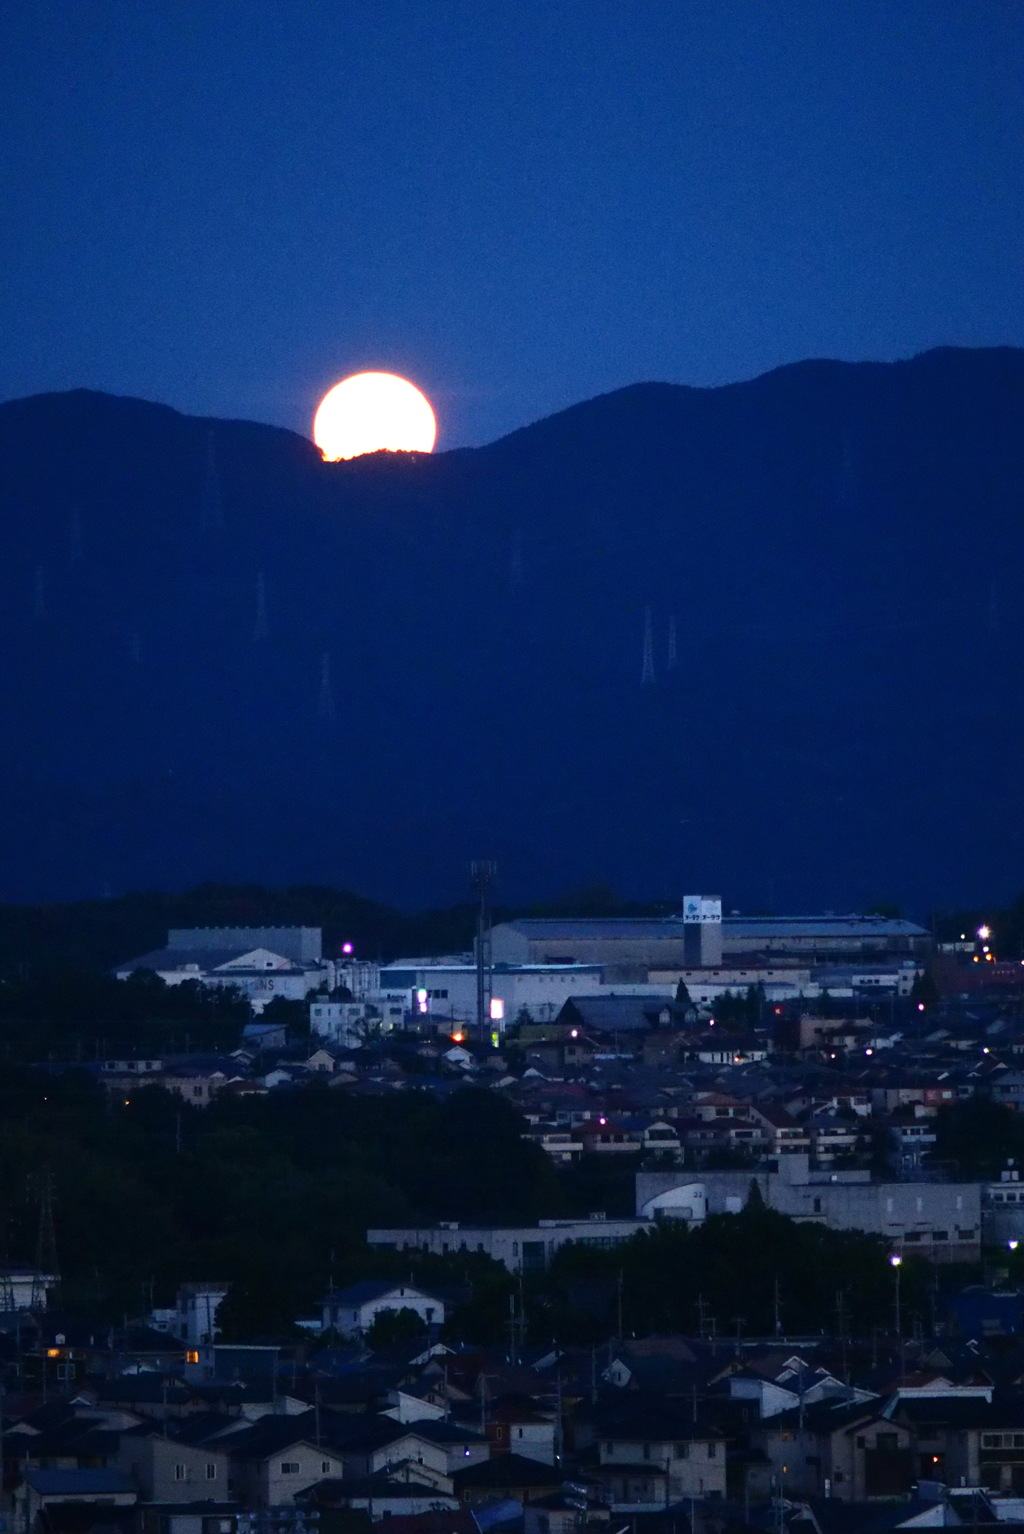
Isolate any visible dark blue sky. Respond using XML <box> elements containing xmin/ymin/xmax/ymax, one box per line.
<box><xmin>3</xmin><ymin>0</ymin><xmax>1022</xmax><ymax>449</ymax></box>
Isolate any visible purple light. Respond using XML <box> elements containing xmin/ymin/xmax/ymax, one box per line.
<box><xmin>341</xmin><ymin>942</ymin><xmax>354</xmax><ymax>955</ymax></box>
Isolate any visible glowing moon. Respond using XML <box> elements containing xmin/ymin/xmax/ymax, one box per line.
<box><xmin>313</xmin><ymin>372</ymin><xmax>437</xmax><ymax>461</ymax></box>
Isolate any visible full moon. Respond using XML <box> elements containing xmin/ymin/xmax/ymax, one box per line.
<box><xmin>313</xmin><ymin>372</ymin><xmax>437</xmax><ymax>461</ymax></box>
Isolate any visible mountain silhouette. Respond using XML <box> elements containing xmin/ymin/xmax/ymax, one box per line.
<box><xmin>1</xmin><ymin>346</ymin><xmax>1022</xmax><ymax>913</ymax></box>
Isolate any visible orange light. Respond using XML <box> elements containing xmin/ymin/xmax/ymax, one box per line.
<box><xmin>46</xmin><ymin>1348</ymin><xmax>60</xmax><ymax>1358</ymax></box>
<box><xmin>451</xmin><ymin>1031</ymin><xmax>465</xmax><ymax>1044</ymax></box>
<box><xmin>185</xmin><ymin>1349</ymin><xmax>200</xmax><ymax>1364</ymax></box>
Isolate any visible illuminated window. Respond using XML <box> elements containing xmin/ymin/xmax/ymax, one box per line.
<box><xmin>186</xmin><ymin>1350</ymin><xmax>200</xmax><ymax>1364</ymax></box>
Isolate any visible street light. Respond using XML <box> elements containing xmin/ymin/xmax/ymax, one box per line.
<box><xmin>1009</xmin><ymin>1240</ymin><xmax>1020</xmax><ymax>1253</ymax></box>
<box><xmin>890</xmin><ymin>1254</ymin><xmax>903</xmax><ymax>1337</ymax></box>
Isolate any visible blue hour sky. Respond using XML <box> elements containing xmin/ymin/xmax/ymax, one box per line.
<box><xmin>2</xmin><ymin>0</ymin><xmax>1022</xmax><ymax>449</ymax></box>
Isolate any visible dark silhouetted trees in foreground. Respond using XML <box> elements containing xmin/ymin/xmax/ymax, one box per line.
<box><xmin>0</xmin><ymin>1069</ymin><xmax>961</xmax><ymax>1342</ymax></box>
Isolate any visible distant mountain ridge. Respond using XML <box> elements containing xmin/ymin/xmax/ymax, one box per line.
<box><xmin>1</xmin><ymin>345</ymin><xmax>1022</xmax><ymax>912</ymax></box>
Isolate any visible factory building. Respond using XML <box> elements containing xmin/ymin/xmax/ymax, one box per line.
<box><xmin>489</xmin><ymin>896</ymin><xmax>723</xmax><ymax>974</ymax></box>
<box><xmin>489</xmin><ymin>908</ymin><xmax>929</xmax><ymax>977</ymax></box>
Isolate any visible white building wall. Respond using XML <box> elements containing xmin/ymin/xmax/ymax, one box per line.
<box><xmin>373</xmin><ymin>964</ymin><xmax>673</xmax><ymax>1030</ymax></box>
<box><xmin>507</xmin><ymin>1421</ymin><xmax>556</xmax><ymax>1465</ymax></box>
<box><xmin>367</xmin><ymin>1217</ymin><xmax>658</xmax><ymax>1273</ymax></box>
<box><xmin>252</xmin><ymin>1444</ymin><xmax>344</xmax><ymax>1507</ymax></box>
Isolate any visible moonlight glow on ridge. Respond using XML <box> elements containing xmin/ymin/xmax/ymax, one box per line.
<box><xmin>313</xmin><ymin>372</ymin><xmax>437</xmax><ymax>461</ymax></box>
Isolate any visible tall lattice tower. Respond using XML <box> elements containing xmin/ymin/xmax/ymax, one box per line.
<box><xmin>641</xmin><ymin>606</ymin><xmax>655</xmax><ymax>686</ymax></box>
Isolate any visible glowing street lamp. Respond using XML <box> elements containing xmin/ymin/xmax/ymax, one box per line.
<box><xmin>890</xmin><ymin>1253</ymin><xmax>903</xmax><ymax>1336</ymax></box>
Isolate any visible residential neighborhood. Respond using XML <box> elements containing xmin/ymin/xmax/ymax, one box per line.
<box><xmin>3</xmin><ymin>902</ymin><xmax>1024</xmax><ymax>1534</ymax></box>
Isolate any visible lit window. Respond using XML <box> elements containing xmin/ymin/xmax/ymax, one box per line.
<box><xmin>185</xmin><ymin>1350</ymin><xmax>200</xmax><ymax>1365</ymax></box>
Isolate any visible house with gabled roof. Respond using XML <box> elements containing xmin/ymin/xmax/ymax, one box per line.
<box><xmin>320</xmin><ymin>1282</ymin><xmax>445</xmax><ymax>1338</ymax></box>
<box><xmin>214</xmin><ymin>1415</ymin><xmax>344</xmax><ymax>1506</ymax></box>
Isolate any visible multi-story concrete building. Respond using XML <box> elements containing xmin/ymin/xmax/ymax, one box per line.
<box><xmin>366</xmin><ymin>1212</ymin><xmax>703</xmax><ymax>1274</ymax></box>
<box><xmin>636</xmin><ymin>1156</ymin><xmax>981</xmax><ymax>1262</ymax></box>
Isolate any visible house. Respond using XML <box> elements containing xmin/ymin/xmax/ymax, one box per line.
<box><xmin>323</xmin><ymin>1417</ymin><xmax>459</xmax><ymax>1484</ymax></box>
<box><xmin>298</xmin><ymin>1474</ymin><xmax>461</xmax><ymax>1521</ymax></box>
<box><xmin>392</xmin><ymin>1420</ymin><xmax>490</xmax><ymax>1475</ymax></box>
<box><xmin>477</xmin><ymin>1396</ymin><xmax>556</xmax><ymax>1465</ymax></box>
<box><xmin>753</xmin><ymin>1398</ymin><xmax>914</xmax><ymax>1501</ymax></box>
<box><xmin>182</xmin><ymin>1345</ymin><xmax>283</xmax><ymax>1385</ymax></box>
<box><xmin>241</xmin><ymin>1023</ymin><xmax>288</xmax><ymax>1052</ymax></box>
<box><xmin>889</xmin><ymin>1386</ymin><xmax>1024</xmax><ymax>1492</ymax></box>
<box><xmin>116</xmin><ymin>1429</ymin><xmax>232</xmax><ymax>1503</ymax></box>
<box><xmin>748</xmin><ymin>1105</ymin><xmax>811</xmax><ymax>1156</ymax></box>
<box><xmin>320</xmin><ymin>1282</ymin><xmax>445</xmax><ymax>1338</ymax></box>
<box><xmin>172</xmin><ymin>1284</ymin><xmax>228</xmax><ymax>1348</ymax></box>
<box><xmin>556</xmin><ymin>998</ymin><xmax>688</xmax><ymax>1042</ymax></box>
<box><xmin>576</xmin><ymin>1117</ymin><xmax>642</xmax><ymax>1156</ymax></box>
<box><xmin>592</xmin><ymin>1403</ymin><xmax>728</xmax><ymax>1506</ymax></box>
<box><xmin>217</xmin><ymin>1419</ymin><xmax>344</xmax><ymax>1506</ymax></box>
<box><xmin>681</xmin><ymin>1031</ymin><xmax>768</xmax><ymax>1066</ymax></box>
<box><xmin>15</xmin><ymin>1469</ymin><xmax>137</xmax><ymax>1529</ymax></box>
<box><xmin>450</xmin><ymin>1452</ymin><xmax>562</xmax><ymax>1506</ymax></box>
<box><xmin>159</xmin><ymin>1064</ymin><xmax>231</xmax><ymax>1108</ymax></box>
<box><xmin>726</xmin><ymin>1355</ymin><xmax>868</xmax><ymax>1419</ymax></box>
<box><xmin>523</xmin><ymin>1125</ymin><xmax>584</xmax><ymax>1164</ymax></box>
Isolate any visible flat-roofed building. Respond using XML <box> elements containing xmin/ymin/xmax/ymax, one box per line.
<box><xmin>366</xmin><ymin>1210</ymin><xmax>705</xmax><ymax>1274</ymax></box>
<box><xmin>489</xmin><ymin>897</ymin><xmax>723</xmax><ymax>973</ymax></box>
<box><xmin>637</xmin><ymin>1155</ymin><xmax>980</xmax><ymax>1263</ymax></box>
<box><xmin>721</xmin><ymin>915</ymin><xmax>931</xmax><ymax>963</ymax></box>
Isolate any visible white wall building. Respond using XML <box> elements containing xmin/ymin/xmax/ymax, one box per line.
<box><xmin>310</xmin><ymin>999</ymin><xmax>399</xmax><ymax>1046</ymax></box>
<box><xmin>374</xmin><ymin>962</ymin><xmax>673</xmax><ymax>1031</ymax></box>
<box><xmin>637</xmin><ymin>1156</ymin><xmax>981</xmax><ymax>1263</ymax></box>
<box><xmin>320</xmin><ymin>1281</ymin><xmax>445</xmax><ymax>1337</ymax></box>
<box><xmin>367</xmin><ymin>1211</ymin><xmax>701</xmax><ymax>1274</ymax></box>
<box><xmin>115</xmin><ymin>927</ymin><xmax>333</xmax><ymax>1013</ymax></box>
<box><xmin>0</xmin><ymin>1268</ymin><xmax>58</xmax><ymax>1311</ymax></box>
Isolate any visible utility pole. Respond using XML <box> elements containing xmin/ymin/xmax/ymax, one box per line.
<box><xmin>470</xmin><ymin>862</ymin><xmax>496</xmax><ymax>1042</ymax></box>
